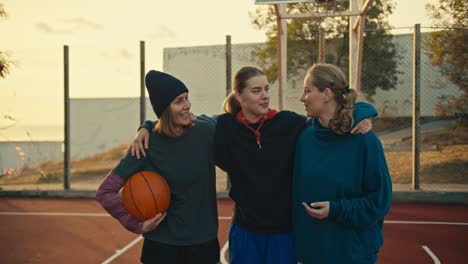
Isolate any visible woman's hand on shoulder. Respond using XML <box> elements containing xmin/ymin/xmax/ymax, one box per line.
<box><xmin>128</xmin><ymin>129</ymin><xmax>150</xmax><ymax>159</ymax></box>
<box><xmin>351</xmin><ymin>118</ymin><xmax>372</xmax><ymax>134</ymax></box>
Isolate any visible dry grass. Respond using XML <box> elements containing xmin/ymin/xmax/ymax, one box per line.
<box><xmin>391</xmin><ymin>126</ymin><xmax>468</xmax><ymax>146</ymax></box>
<box><xmin>373</xmin><ymin>117</ymin><xmax>412</xmax><ymax>133</ymax></box>
<box><xmin>1</xmin><ymin>126</ymin><xmax>466</xmax><ymax>188</ymax></box>
<box><xmin>0</xmin><ymin>144</ymin><xmax>231</xmax><ymax>192</ymax></box>
<box><xmin>386</xmin><ymin>144</ymin><xmax>468</xmax><ymax>184</ymax></box>
<box><xmin>385</xmin><ymin>126</ymin><xmax>468</xmax><ymax>184</ymax></box>
<box><xmin>0</xmin><ymin>144</ymin><xmax>127</xmax><ymax>185</ymax></box>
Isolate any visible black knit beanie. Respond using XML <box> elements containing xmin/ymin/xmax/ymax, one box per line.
<box><xmin>145</xmin><ymin>70</ymin><xmax>189</xmax><ymax>118</ymax></box>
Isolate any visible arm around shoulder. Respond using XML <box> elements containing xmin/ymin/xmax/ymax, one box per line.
<box><xmin>353</xmin><ymin>102</ymin><xmax>378</xmax><ymax>123</ymax></box>
<box><xmin>198</xmin><ymin>114</ymin><xmax>218</xmax><ymax>125</ymax></box>
<box><xmin>140</xmin><ymin>120</ymin><xmax>156</xmax><ymax>132</ymax></box>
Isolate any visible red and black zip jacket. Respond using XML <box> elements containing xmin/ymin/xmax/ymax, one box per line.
<box><xmin>215</xmin><ymin>110</ymin><xmax>307</xmax><ymax>234</ymax></box>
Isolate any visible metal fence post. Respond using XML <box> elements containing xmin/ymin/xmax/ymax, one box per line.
<box><xmin>226</xmin><ymin>35</ymin><xmax>232</xmax><ymax>97</ymax></box>
<box><xmin>318</xmin><ymin>29</ymin><xmax>325</xmax><ymax>63</ymax></box>
<box><xmin>140</xmin><ymin>41</ymin><xmax>146</xmax><ymax>125</ymax></box>
<box><xmin>63</xmin><ymin>45</ymin><xmax>71</xmax><ymax>190</ymax></box>
<box><xmin>412</xmin><ymin>24</ymin><xmax>421</xmax><ymax>190</ymax></box>
<box><xmin>225</xmin><ymin>35</ymin><xmax>232</xmax><ymax>192</ymax></box>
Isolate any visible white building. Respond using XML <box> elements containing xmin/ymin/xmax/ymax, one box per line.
<box><xmin>162</xmin><ymin>33</ymin><xmax>461</xmax><ymax>117</ymax></box>
<box><xmin>0</xmin><ymin>33</ymin><xmax>461</xmax><ymax>171</ymax></box>
<box><xmin>0</xmin><ymin>98</ymin><xmax>154</xmax><ymax>172</ymax></box>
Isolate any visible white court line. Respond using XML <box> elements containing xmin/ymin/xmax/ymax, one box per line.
<box><xmin>0</xmin><ymin>212</ymin><xmax>232</xmax><ymax>218</ymax></box>
<box><xmin>385</xmin><ymin>220</ymin><xmax>468</xmax><ymax>226</ymax></box>
<box><xmin>422</xmin><ymin>245</ymin><xmax>441</xmax><ymax>264</ymax></box>
<box><xmin>3</xmin><ymin>213</ymin><xmax>468</xmax><ymax>226</ymax></box>
<box><xmin>220</xmin><ymin>241</ymin><xmax>229</xmax><ymax>264</ymax></box>
<box><xmin>101</xmin><ymin>236</ymin><xmax>143</xmax><ymax>264</ymax></box>
<box><xmin>0</xmin><ymin>212</ymin><xmax>109</xmax><ymax>217</ymax></box>
<box><xmin>3</xmin><ymin>212</ymin><xmax>464</xmax><ymax>264</ymax></box>
<box><xmin>0</xmin><ymin>212</ymin><xmax>231</xmax><ymax>263</ymax></box>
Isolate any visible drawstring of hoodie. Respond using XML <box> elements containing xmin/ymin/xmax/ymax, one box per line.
<box><xmin>236</xmin><ymin>109</ymin><xmax>278</xmax><ymax>149</ymax></box>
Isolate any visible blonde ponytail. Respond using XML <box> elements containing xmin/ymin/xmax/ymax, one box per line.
<box><xmin>223</xmin><ymin>92</ymin><xmax>242</xmax><ymax>115</ymax></box>
<box><xmin>329</xmin><ymin>88</ymin><xmax>357</xmax><ymax>134</ymax></box>
<box><xmin>306</xmin><ymin>63</ymin><xmax>358</xmax><ymax>134</ymax></box>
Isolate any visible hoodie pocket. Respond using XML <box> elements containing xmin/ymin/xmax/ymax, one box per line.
<box><xmin>350</xmin><ymin>229</ymin><xmax>378</xmax><ymax>263</ymax></box>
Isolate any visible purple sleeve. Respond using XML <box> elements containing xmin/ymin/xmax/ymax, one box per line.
<box><xmin>95</xmin><ymin>171</ymin><xmax>143</xmax><ymax>234</ymax></box>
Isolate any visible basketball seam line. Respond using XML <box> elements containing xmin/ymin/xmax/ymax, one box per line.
<box><xmin>129</xmin><ymin>178</ymin><xmax>145</xmax><ymax>220</ymax></box>
<box><xmin>139</xmin><ymin>171</ymin><xmax>160</xmax><ymax>216</ymax></box>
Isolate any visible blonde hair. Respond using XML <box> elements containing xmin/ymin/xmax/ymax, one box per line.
<box><xmin>223</xmin><ymin>66</ymin><xmax>265</xmax><ymax>115</ymax></box>
<box><xmin>306</xmin><ymin>63</ymin><xmax>357</xmax><ymax>134</ymax></box>
<box><xmin>153</xmin><ymin>107</ymin><xmax>195</xmax><ymax>138</ymax></box>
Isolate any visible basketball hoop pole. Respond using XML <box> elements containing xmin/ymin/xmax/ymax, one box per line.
<box><xmin>349</xmin><ymin>0</ymin><xmax>360</xmax><ymax>93</ymax></box>
<box><xmin>349</xmin><ymin>0</ymin><xmax>375</xmax><ymax>96</ymax></box>
<box><xmin>259</xmin><ymin>0</ymin><xmax>375</xmax><ymax>99</ymax></box>
<box><xmin>274</xmin><ymin>4</ymin><xmax>287</xmax><ymax>110</ymax></box>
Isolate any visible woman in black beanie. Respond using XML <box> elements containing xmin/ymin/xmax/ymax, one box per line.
<box><xmin>96</xmin><ymin>70</ymin><xmax>220</xmax><ymax>264</ymax></box>
<box><xmin>130</xmin><ymin>66</ymin><xmax>376</xmax><ymax>263</ymax></box>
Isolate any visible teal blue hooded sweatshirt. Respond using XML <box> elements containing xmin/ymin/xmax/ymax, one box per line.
<box><xmin>293</xmin><ymin>115</ymin><xmax>392</xmax><ymax>264</ymax></box>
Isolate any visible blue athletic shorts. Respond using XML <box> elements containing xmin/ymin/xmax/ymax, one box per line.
<box><xmin>228</xmin><ymin>224</ymin><xmax>296</xmax><ymax>264</ymax></box>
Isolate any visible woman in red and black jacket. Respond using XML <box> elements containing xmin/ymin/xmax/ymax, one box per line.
<box><xmin>133</xmin><ymin>66</ymin><xmax>376</xmax><ymax>264</ymax></box>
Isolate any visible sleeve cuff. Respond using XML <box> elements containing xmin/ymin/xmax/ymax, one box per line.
<box><xmin>121</xmin><ymin>214</ymin><xmax>144</xmax><ymax>234</ymax></box>
<box><xmin>199</xmin><ymin>114</ymin><xmax>218</xmax><ymax>126</ymax></box>
<box><xmin>353</xmin><ymin>102</ymin><xmax>378</xmax><ymax>122</ymax></box>
<box><xmin>139</xmin><ymin>120</ymin><xmax>156</xmax><ymax>132</ymax></box>
<box><xmin>328</xmin><ymin>200</ymin><xmax>341</xmax><ymax>220</ymax></box>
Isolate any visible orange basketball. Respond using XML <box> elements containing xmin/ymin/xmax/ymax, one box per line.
<box><xmin>121</xmin><ymin>171</ymin><xmax>171</xmax><ymax>221</ymax></box>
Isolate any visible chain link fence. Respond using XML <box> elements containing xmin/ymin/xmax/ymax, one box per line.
<box><xmin>364</xmin><ymin>27</ymin><xmax>466</xmax><ymax>190</ymax></box>
<box><xmin>0</xmin><ymin>41</ymin><xmax>150</xmax><ymax>191</ymax></box>
<box><xmin>1</xmin><ymin>26</ymin><xmax>466</xmax><ymax>193</ymax></box>
<box><xmin>0</xmin><ymin>46</ymin><xmax>63</xmax><ymax>189</ymax></box>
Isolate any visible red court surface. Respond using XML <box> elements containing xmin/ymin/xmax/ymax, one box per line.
<box><xmin>0</xmin><ymin>198</ymin><xmax>467</xmax><ymax>264</ymax></box>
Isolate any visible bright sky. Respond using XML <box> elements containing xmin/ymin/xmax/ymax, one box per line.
<box><xmin>0</xmin><ymin>0</ymin><xmax>436</xmax><ymax>125</ymax></box>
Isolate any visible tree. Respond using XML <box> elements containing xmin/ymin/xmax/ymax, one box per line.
<box><xmin>0</xmin><ymin>2</ymin><xmax>12</xmax><ymax>78</ymax></box>
<box><xmin>0</xmin><ymin>2</ymin><xmax>16</xmax><ymax>130</ymax></box>
<box><xmin>0</xmin><ymin>3</ymin><xmax>5</xmax><ymax>17</ymax></box>
<box><xmin>250</xmin><ymin>0</ymin><xmax>400</xmax><ymax>99</ymax></box>
<box><xmin>425</xmin><ymin>0</ymin><xmax>467</xmax><ymax>92</ymax></box>
<box><xmin>425</xmin><ymin>0</ymin><xmax>467</xmax><ymax>124</ymax></box>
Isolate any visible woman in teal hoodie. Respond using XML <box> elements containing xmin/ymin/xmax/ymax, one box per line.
<box><xmin>130</xmin><ymin>66</ymin><xmax>377</xmax><ymax>264</ymax></box>
<box><xmin>293</xmin><ymin>64</ymin><xmax>392</xmax><ymax>264</ymax></box>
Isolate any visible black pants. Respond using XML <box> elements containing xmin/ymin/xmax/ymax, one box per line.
<box><xmin>140</xmin><ymin>238</ymin><xmax>220</xmax><ymax>264</ymax></box>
